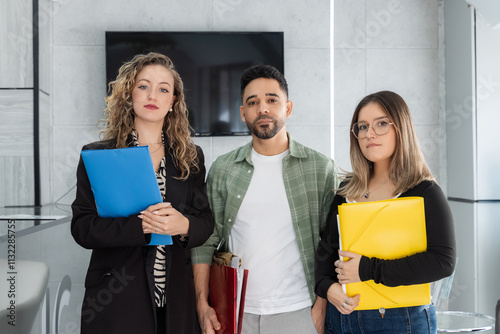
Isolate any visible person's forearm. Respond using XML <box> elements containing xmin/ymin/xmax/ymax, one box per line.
<box><xmin>314</xmin><ymin>296</ymin><xmax>327</xmax><ymax>309</ymax></box>
<box><xmin>312</xmin><ymin>296</ymin><xmax>327</xmax><ymax>334</ymax></box>
<box><xmin>312</xmin><ymin>295</ymin><xmax>327</xmax><ymax>316</ymax></box>
<box><xmin>193</xmin><ymin>263</ymin><xmax>211</xmax><ymax>309</ymax></box>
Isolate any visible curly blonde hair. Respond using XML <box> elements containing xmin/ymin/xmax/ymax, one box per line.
<box><xmin>101</xmin><ymin>52</ymin><xmax>198</xmax><ymax>180</ymax></box>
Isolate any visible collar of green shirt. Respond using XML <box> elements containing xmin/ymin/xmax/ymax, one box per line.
<box><xmin>234</xmin><ymin>133</ymin><xmax>308</xmax><ymax>165</ymax></box>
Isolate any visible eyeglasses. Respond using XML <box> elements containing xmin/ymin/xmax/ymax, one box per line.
<box><xmin>351</xmin><ymin>117</ymin><xmax>394</xmax><ymax>139</ymax></box>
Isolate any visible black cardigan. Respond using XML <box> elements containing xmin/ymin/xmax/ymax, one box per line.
<box><xmin>71</xmin><ymin>138</ymin><xmax>214</xmax><ymax>334</ymax></box>
<box><xmin>315</xmin><ymin>180</ymin><xmax>456</xmax><ymax>299</ymax></box>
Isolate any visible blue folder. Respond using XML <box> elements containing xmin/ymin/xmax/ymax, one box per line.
<box><xmin>81</xmin><ymin>146</ymin><xmax>173</xmax><ymax>246</ymax></box>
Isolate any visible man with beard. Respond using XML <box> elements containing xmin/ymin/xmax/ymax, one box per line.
<box><xmin>192</xmin><ymin>64</ymin><xmax>338</xmax><ymax>334</ymax></box>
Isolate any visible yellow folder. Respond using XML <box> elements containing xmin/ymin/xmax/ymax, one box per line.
<box><xmin>337</xmin><ymin>197</ymin><xmax>430</xmax><ymax>310</ymax></box>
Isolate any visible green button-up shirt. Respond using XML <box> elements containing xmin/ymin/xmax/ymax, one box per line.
<box><xmin>192</xmin><ymin>134</ymin><xmax>338</xmax><ymax>303</ymax></box>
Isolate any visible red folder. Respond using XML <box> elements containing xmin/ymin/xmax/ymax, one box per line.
<box><xmin>209</xmin><ymin>253</ymin><xmax>249</xmax><ymax>334</ymax></box>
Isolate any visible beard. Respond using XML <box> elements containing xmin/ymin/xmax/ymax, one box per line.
<box><xmin>245</xmin><ymin>115</ymin><xmax>285</xmax><ymax>140</ymax></box>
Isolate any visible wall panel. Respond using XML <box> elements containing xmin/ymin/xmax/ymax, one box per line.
<box><xmin>0</xmin><ymin>0</ymin><xmax>33</xmax><ymax>88</ymax></box>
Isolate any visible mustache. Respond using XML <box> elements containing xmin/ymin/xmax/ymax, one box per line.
<box><xmin>255</xmin><ymin>115</ymin><xmax>275</xmax><ymax>122</ymax></box>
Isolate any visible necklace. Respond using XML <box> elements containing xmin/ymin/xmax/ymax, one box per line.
<box><xmin>133</xmin><ymin>129</ymin><xmax>164</xmax><ymax>154</ymax></box>
<box><xmin>364</xmin><ymin>179</ymin><xmax>390</xmax><ymax>199</ymax></box>
<box><xmin>147</xmin><ymin>142</ymin><xmax>164</xmax><ymax>154</ymax></box>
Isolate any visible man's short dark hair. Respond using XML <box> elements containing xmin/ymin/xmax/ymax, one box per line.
<box><xmin>240</xmin><ymin>64</ymin><xmax>288</xmax><ymax>101</ymax></box>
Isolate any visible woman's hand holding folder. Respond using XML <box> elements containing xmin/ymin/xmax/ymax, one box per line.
<box><xmin>335</xmin><ymin>251</ymin><xmax>361</xmax><ymax>285</ymax></box>
<box><xmin>327</xmin><ymin>283</ymin><xmax>360</xmax><ymax>314</ymax></box>
<box><xmin>325</xmin><ymin>251</ymin><xmax>362</xmax><ymax>314</ymax></box>
<box><xmin>139</xmin><ymin>202</ymin><xmax>189</xmax><ymax>237</ymax></box>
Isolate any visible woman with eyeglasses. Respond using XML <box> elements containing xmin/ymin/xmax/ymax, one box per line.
<box><xmin>315</xmin><ymin>91</ymin><xmax>456</xmax><ymax>333</ymax></box>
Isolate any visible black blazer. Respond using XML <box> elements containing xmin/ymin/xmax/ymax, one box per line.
<box><xmin>71</xmin><ymin>138</ymin><xmax>214</xmax><ymax>334</ymax></box>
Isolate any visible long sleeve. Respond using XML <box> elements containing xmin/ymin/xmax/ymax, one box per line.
<box><xmin>180</xmin><ymin>147</ymin><xmax>215</xmax><ymax>249</ymax></box>
<box><xmin>358</xmin><ymin>180</ymin><xmax>456</xmax><ymax>286</ymax></box>
<box><xmin>71</xmin><ymin>144</ymin><xmax>214</xmax><ymax>250</ymax></box>
<box><xmin>190</xmin><ymin>152</ymin><xmax>236</xmax><ymax>265</ymax></box>
<box><xmin>71</xmin><ymin>153</ymin><xmax>149</xmax><ymax>249</ymax></box>
<box><xmin>315</xmin><ymin>180</ymin><xmax>457</xmax><ymax>298</ymax></box>
<box><xmin>315</xmin><ymin>194</ymin><xmax>346</xmax><ymax>299</ymax></box>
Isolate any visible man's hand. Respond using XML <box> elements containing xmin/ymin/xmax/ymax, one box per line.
<box><xmin>197</xmin><ymin>302</ymin><xmax>221</xmax><ymax>334</ymax></box>
<box><xmin>194</xmin><ymin>263</ymin><xmax>221</xmax><ymax>334</ymax></box>
<box><xmin>311</xmin><ymin>296</ymin><xmax>327</xmax><ymax>334</ymax></box>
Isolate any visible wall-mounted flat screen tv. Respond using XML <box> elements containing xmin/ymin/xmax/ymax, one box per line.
<box><xmin>105</xmin><ymin>31</ymin><xmax>284</xmax><ymax>136</ymax></box>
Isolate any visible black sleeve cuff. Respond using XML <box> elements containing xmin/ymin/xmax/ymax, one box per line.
<box><xmin>359</xmin><ymin>255</ymin><xmax>372</xmax><ymax>282</ymax></box>
<box><xmin>315</xmin><ymin>277</ymin><xmax>338</xmax><ymax>299</ymax></box>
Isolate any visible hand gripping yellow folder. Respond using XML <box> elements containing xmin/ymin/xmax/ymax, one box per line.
<box><xmin>337</xmin><ymin>197</ymin><xmax>430</xmax><ymax>310</ymax></box>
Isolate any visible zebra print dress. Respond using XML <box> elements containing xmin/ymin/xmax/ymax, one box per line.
<box><xmin>153</xmin><ymin>158</ymin><xmax>168</xmax><ymax>307</ymax></box>
<box><xmin>132</xmin><ymin>132</ymin><xmax>167</xmax><ymax>307</ymax></box>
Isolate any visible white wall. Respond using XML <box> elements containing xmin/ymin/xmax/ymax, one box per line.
<box><xmin>333</xmin><ymin>0</ymin><xmax>446</xmax><ymax>190</ymax></box>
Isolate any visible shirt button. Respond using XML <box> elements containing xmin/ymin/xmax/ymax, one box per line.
<box><xmin>237</xmin><ymin>195</ymin><xmax>241</xmax><ymax>199</ymax></box>
<box><xmin>228</xmin><ymin>219</ymin><xmax>232</xmax><ymax>223</ymax></box>
<box><xmin>248</xmin><ymin>170</ymin><xmax>251</xmax><ymax>173</ymax></box>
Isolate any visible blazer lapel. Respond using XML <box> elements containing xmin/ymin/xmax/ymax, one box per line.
<box><xmin>163</xmin><ymin>147</ymin><xmax>188</xmax><ymax>210</ymax></box>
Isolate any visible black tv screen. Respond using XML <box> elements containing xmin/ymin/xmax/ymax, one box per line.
<box><xmin>105</xmin><ymin>31</ymin><xmax>284</xmax><ymax>136</ymax></box>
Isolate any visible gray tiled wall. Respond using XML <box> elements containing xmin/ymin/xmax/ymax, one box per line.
<box><xmin>333</xmin><ymin>0</ymin><xmax>446</xmax><ymax>188</ymax></box>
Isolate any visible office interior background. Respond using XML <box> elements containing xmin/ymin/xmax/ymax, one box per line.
<box><xmin>1</xmin><ymin>0</ymin><xmax>499</xmax><ymax>333</ymax></box>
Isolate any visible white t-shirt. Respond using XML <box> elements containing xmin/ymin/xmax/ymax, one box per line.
<box><xmin>228</xmin><ymin>148</ymin><xmax>311</xmax><ymax>315</ymax></box>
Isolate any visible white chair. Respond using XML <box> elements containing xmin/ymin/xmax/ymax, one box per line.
<box><xmin>0</xmin><ymin>259</ymin><xmax>49</xmax><ymax>333</ymax></box>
